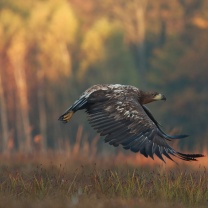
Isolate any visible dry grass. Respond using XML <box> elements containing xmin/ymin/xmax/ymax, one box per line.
<box><xmin>0</xmin><ymin>150</ymin><xmax>207</xmax><ymax>208</ymax></box>
<box><xmin>0</xmin><ymin>127</ymin><xmax>207</xmax><ymax>207</ymax></box>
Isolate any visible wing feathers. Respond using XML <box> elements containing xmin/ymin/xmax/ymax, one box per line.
<box><xmin>163</xmin><ymin>149</ymin><xmax>174</xmax><ymax>161</ymax></box>
<box><xmin>60</xmin><ymin>85</ymin><xmax>204</xmax><ymax>163</ymax></box>
<box><xmin>145</xmin><ymin>141</ymin><xmax>154</xmax><ymax>159</ymax></box>
<box><xmin>130</xmin><ymin>136</ymin><xmax>148</xmax><ymax>152</ymax></box>
<box><xmin>84</xmin><ymin>88</ymin><xmax>204</xmax><ymax>163</ymax></box>
<box><xmin>142</xmin><ymin>105</ymin><xmax>189</xmax><ymax>140</ymax></box>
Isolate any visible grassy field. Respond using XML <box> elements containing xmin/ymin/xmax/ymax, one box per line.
<box><xmin>0</xmin><ymin>151</ymin><xmax>207</xmax><ymax>208</ymax></box>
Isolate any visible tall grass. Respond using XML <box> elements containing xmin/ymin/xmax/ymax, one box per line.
<box><xmin>0</xmin><ymin>151</ymin><xmax>207</xmax><ymax>208</ymax></box>
<box><xmin>0</xmin><ymin>128</ymin><xmax>207</xmax><ymax>208</ymax></box>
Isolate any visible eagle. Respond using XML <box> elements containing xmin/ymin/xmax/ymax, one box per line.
<box><xmin>59</xmin><ymin>84</ymin><xmax>204</xmax><ymax>162</ymax></box>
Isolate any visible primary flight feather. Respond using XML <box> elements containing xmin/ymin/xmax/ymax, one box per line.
<box><xmin>59</xmin><ymin>84</ymin><xmax>204</xmax><ymax>162</ymax></box>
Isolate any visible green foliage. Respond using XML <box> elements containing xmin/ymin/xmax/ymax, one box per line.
<box><xmin>78</xmin><ymin>18</ymin><xmax>117</xmax><ymax>79</ymax></box>
<box><xmin>148</xmin><ymin>28</ymin><xmax>208</xmax><ymax>147</ymax></box>
<box><xmin>84</xmin><ymin>30</ymin><xmax>139</xmax><ymax>86</ymax></box>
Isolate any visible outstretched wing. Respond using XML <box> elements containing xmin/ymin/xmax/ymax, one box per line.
<box><xmin>86</xmin><ymin>91</ymin><xmax>203</xmax><ymax>162</ymax></box>
<box><xmin>142</xmin><ymin>105</ymin><xmax>188</xmax><ymax>140</ymax></box>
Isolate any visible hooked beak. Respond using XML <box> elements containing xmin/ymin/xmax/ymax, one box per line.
<box><xmin>154</xmin><ymin>94</ymin><xmax>166</xmax><ymax>101</ymax></box>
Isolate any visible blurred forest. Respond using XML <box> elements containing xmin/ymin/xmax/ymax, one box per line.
<box><xmin>0</xmin><ymin>0</ymin><xmax>208</xmax><ymax>154</ymax></box>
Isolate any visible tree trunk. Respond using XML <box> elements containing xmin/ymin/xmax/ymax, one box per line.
<box><xmin>14</xmin><ymin>65</ymin><xmax>32</xmax><ymax>153</ymax></box>
<box><xmin>37</xmin><ymin>70</ymin><xmax>47</xmax><ymax>152</ymax></box>
<box><xmin>0</xmin><ymin>67</ymin><xmax>9</xmax><ymax>154</ymax></box>
<box><xmin>136</xmin><ymin>5</ymin><xmax>146</xmax><ymax>87</ymax></box>
<box><xmin>15</xmin><ymin>97</ymin><xmax>24</xmax><ymax>152</ymax></box>
<box><xmin>110</xmin><ymin>0</ymin><xmax>148</xmax><ymax>87</ymax></box>
<box><xmin>8</xmin><ymin>32</ymin><xmax>32</xmax><ymax>153</ymax></box>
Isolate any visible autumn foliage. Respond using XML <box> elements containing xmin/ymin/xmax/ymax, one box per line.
<box><xmin>0</xmin><ymin>0</ymin><xmax>208</xmax><ymax>154</ymax></box>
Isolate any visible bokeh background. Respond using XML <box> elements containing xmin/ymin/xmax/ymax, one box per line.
<box><xmin>0</xmin><ymin>0</ymin><xmax>208</xmax><ymax>155</ymax></box>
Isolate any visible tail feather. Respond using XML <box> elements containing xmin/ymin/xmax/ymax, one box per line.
<box><xmin>158</xmin><ymin>126</ymin><xmax>189</xmax><ymax>140</ymax></box>
<box><xmin>176</xmin><ymin>152</ymin><xmax>204</xmax><ymax>161</ymax></box>
<box><xmin>165</xmin><ymin>134</ymin><xmax>189</xmax><ymax>140</ymax></box>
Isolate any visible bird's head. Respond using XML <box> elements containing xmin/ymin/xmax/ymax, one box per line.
<box><xmin>140</xmin><ymin>91</ymin><xmax>166</xmax><ymax>104</ymax></box>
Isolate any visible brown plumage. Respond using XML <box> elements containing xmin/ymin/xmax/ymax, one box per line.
<box><xmin>59</xmin><ymin>84</ymin><xmax>204</xmax><ymax>162</ymax></box>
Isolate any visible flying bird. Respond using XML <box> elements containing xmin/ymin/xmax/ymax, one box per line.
<box><xmin>59</xmin><ymin>84</ymin><xmax>204</xmax><ymax>162</ymax></box>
